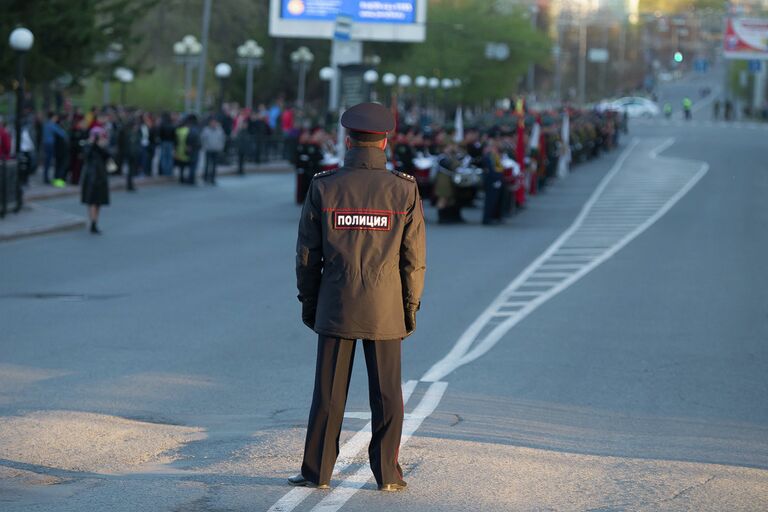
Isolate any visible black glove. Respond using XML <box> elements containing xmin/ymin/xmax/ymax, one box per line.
<box><xmin>405</xmin><ymin>306</ymin><xmax>417</xmax><ymax>335</ymax></box>
<box><xmin>301</xmin><ymin>300</ymin><xmax>317</xmax><ymax>330</ymax></box>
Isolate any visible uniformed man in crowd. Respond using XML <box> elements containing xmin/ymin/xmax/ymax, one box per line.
<box><xmin>291</xmin><ymin>102</ymin><xmax>427</xmax><ymax>492</ymax></box>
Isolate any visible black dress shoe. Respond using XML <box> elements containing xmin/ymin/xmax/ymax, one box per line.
<box><xmin>378</xmin><ymin>480</ymin><xmax>407</xmax><ymax>492</ymax></box>
<box><xmin>287</xmin><ymin>474</ymin><xmax>330</xmax><ymax>489</ymax></box>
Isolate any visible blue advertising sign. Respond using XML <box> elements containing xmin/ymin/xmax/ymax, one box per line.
<box><xmin>281</xmin><ymin>0</ymin><xmax>416</xmax><ymax>24</ymax></box>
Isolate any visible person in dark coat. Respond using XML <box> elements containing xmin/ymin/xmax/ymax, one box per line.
<box><xmin>158</xmin><ymin>112</ymin><xmax>176</xmax><ymax>176</ymax></box>
<box><xmin>81</xmin><ymin>126</ymin><xmax>111</xmax><ymax>234</ymax></box>
<box><xmin>290</xmin><ymin>102</ymin><xmax>426</xmax><ymax>492</ymax></box>
<box><xmin>481</xmin><ymin>140</ymin><xmax>504</xmax><ymax>225</ymax></box>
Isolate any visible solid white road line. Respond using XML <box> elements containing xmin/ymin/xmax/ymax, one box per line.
<box><xmin>309</xmin><ymin>382</ymin><xmax>449</xmax><ymax>512</ymax></box>
<box><xmin>422</xmin><ymin>138</ymin><xmax>708</xmax><ymax>383</ymax></box>
<box><xmin>421</xmin><ymin>139</ymin><xmax>640</xmax><ymax>383</ymax></box>
<box><xmin>268</xmin><ymin>136</ymin><xmax>709</xmax><ymax>511</ymax></box>
<box><xmin>266</xmin><ymin>380</ymin><xmax>418</xmax><ymax>512</ymax></box>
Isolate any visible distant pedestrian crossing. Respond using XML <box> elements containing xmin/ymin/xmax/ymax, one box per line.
<box><xmin>422</xmin><ymin>137</ymin><xmax>709</xmax><ymax>383</ymax></box>
<box><xmin>633</xmin><ymin>118</ymin><xmax>768</xmax><ymax>130</ymax></box>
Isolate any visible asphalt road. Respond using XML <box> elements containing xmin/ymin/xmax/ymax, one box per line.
<box><xmin>1</xmin><ymin>109</ymin><xmax>767</xmax><ymax>510</ymax></box>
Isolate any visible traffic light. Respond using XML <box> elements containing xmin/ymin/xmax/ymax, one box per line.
<box><xmin>674</xmin><ymin>51</ymin><xmax>683</xmax><ymax>63</ymax></box>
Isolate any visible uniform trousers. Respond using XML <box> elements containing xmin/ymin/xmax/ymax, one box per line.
<box><xmin>301</xmin><ymin>335</ymin><xmax>403</xmax><ymax>486</ymax></box>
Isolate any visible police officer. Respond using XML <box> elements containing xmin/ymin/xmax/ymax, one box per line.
<box><xmin>290</xmin><ymin>102</ymin><xmax>426</xmax><ymax>492</ymax></box>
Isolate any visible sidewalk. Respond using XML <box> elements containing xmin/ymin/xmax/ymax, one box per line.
<box><xmin>0</xmin><ymin>204</ymin><xmax>86</xmax><ymax>242</ymax></box>
<box><xmin>0</xmin><ymin>160</ymin><xmax>293</xmax><ymax>243</ymax></box>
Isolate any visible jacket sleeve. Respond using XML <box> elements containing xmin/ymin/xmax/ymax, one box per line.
<box><xmin>400</xmin><ymin>184</ymin><xmax>426</xmax><ymax>310</ymax></box>
<box><xmin>296</xmin><ymin>180</ymin><xmax>324</xmax><ymax>303</ymax></box>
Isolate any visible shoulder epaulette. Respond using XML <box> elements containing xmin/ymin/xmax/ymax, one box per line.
<box><xmin>313</xmin><ymin>169</ymin><xmax>337</xmax><ymax>179</ymax></box>
<box><xmin>390</xmin><ymin>170</ymin><xmax>415</xmax><ymax>182</ymax></box>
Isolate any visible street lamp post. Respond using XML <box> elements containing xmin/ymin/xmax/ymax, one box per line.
<box><xmin>214</xmin><ymin>62</ymin><xmax>232</xmax><ymax>111</ymax></box>
<box><xmin>441</xmin><ymin>78</ymin><xmax>454</xmax><ymax>121</ymax></box>
<box><xmin>114</xmin><ymin>67</ymin><xmax>134</xmax><ymax>105</ymax></box>
<box><xmin>382</xmin><ymin>73</ymin><xmax>396</xmax><ymax>107</ymax></box>
<box><xmin>428</xmin><ymin>77</ymin><xmax>439</xmax><ymax>119</ymax></box>
<box><xmin>290</xmin><ymin>46</ymin><xmax>315</xmax><ymax>109</ymax></box>
<box><xmin>319</xmin><ymin>66</ymin><xmax>335</xmax><ymax>125</ymax></box>
<box><xmin>94</xmin><ymin>42</ymin><xmax>123</xmax><ymax>105</ymax></box>
<box><xmin>415</xmin><ymin>76</ymin><xmax>427</xmax><ymax>121</ymax></box>
<box><xmin>237</xmin><ymin>39</ymin><xmax>264</xmax><ymax>111</ymax></box>
<box><xmin>9</xmin><ymin>26</ymin><xmax>34</xmax><ymax>212</ymax></box>
<box><xmin>527</xmin><ymin>4</ymin><xmax>539</xmax><ymax>94</ymax></box>
<box><xmin>113</xmin><ymin>67</ymin><xmax>136</xmax><ymax>190</ymax></box>
<box><xmin>174</xmin><ymin>35</ymin><xmax>202</xmax><ymax>112</ymax></box>
<box><xmin>363</xmin><ymin>70</ymin><xmax>379</xmax><ymax>102</ymax></box>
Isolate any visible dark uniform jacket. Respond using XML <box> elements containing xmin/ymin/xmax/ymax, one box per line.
<box><xmin>296</xmin><ymin>146</ymin><xmax>426</xmax><ymax>340</ymax></box>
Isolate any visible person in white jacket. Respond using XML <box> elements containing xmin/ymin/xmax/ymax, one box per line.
<box><xmin>201</xmin><ymin>118</ymin><xmax>226</xmax><ymax>185</ymax></box>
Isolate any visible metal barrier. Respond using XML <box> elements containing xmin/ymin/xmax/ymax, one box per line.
<box><xmin>0</xmin><ymin>159</ymin><xmax>22</xmax><ymax>218</ymax></box>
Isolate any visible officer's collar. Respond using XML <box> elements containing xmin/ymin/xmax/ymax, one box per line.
<box><xmin>343</xmin><ymin>146</ymin><xmax>388</xmax><ymax>170</ymax></box>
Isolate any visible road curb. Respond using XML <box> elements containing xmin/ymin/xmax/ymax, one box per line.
<box><xmin>0</xmin><ymin>204</ymin><xmax>88</xmax><ymax>243</ymax></box>
<box><xmin>24</xmin><ymin>160</ymin><xmax>293</xmax><ymax>202</ymax></box>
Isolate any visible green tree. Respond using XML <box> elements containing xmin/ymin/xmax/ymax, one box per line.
<box><xmin>370</xmin><ymin>0</ymin><xmax>551</xmax><ymax>104</ymax></box>
<box><xmin>0</xmin><ymin>0</ymin><xmax>157</xmax><ymax>92</ymax></box>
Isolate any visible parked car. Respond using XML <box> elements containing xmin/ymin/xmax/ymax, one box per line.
<box><xmin>606</xmin><ymin>97</ymin><xmax>661</xmax><ymax>118</ymax></box>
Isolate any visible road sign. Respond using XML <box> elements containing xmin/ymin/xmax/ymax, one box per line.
<box><xmin>269</xmin><ymin>0</ymin><xmax>426</xmax><ymax>42</ymax></box>
<box><xmin>334</xmin><ymin>14</ymin><xmax>352</xmax><ymax>41</ymax></box>
<box><xmin>749</xmin><ymin>59</ymin><xmax>762</xmax><ymax>72</ymax></box>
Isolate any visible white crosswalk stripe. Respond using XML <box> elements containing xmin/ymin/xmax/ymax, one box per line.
<box><xmin>633</xmin><ymin>118</ymin><xmax>768</xmax><ymax>130</ymax></box>
<box><xmin>422</xmin><ymin>137</ymin><xmax>708</xmax><ymax>383</ymax></box>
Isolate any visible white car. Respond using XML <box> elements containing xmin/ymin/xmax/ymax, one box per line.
<box><xmin>607</xmin><ymin>97</ymin><xmax>661</xmax><ymax>118</ymax></box>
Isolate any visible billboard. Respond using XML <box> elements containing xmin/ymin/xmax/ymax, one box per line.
<box><xmin>724</xmin><ymin>18</ymin><xmax>768</xmax><ymax>60</ymax></box>
<box><xmin>269</xmin><ymin>0</ymin><xmax>426</xmax><ymax>42</ymax></box>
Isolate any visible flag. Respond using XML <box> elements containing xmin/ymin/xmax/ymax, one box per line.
<box><xmin>529</xmin><ymin>121</ymin><xmax>540</xmax><ymax>151</ymax></box>
<box><xmin>453</xmin><ymin>105</ymin><xmax>464</xmax><ymax>143</ymax></box>
<box><xmin>557</xmin><ymin>112</ymin><xmax>571</xmax><ymax>178</ymax></box>
<box><xmin>515</xmin><ymin>98</ymin><xmax>527</xmax><ymax>207</ymax></box>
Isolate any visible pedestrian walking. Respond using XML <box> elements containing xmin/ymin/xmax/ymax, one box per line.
<box><xmin>158</xmin><ymin>112</ymin><xmax>176</xmax><ymax>176</ymax></box>
<box><xmin>174</xmin><ymin>116</ymin><xmax>196</xmax><ymax>184</ymax></box>
<box><xmin>68</xmin><ymin>116</ymin><xmax>88</xmax><ymax>185</ymax></box>
<box><xmin>81</xmin><ymin>127</ymin><xmax>111</xmax><ymax>234</ymax></box>
<box><xmin>291</xmin><ymin>102</ymin><xmax>426</xmax><ymax>492</ymax></box>
<box><xmin>19</xmin><ymin>120</ymin><xmax>36</xmax><ymax>185</ymax></box>
<box><xmin>682</xmin><ymin>97</ymin><xmax>692</xmax><ymax>120</ymax></box>
<box><xmin>0</xmin><ymin>117</ymin><xmax>11</xmax><ymax>161</ymax></box>
<box><xmin>201</xmin><ymin>117</ymin><xmax>226</xmax><ymax>184</ymax></box>
<box><xmin>139</xmin><ymin>112</ymin><xmax>155</xmax><ymax>177</ymax></box>
<box><xmin>52</xmin><ymin>117</ymin><xmax>70</xmax><ymax>188</ymax></box>
<box><xmin>42</xmin><ymin>112</ymin><xmax>66</xmax><ymax>185</ymax></box>
<box><xmin>482</xmin><ymin>140</ymin><xmax>504</xmax><ymax>225</ymax></box>
<box><xmin>185</xmin><ymin>115</ymin><xmax>201</xmax><ymax>185</ymax></box>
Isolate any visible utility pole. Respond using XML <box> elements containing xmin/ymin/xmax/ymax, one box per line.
<box><xmin>527</xmin><ymin>3</ymin><xmax>539</xmax><ymax>94</ymax></box>
<box><xmin>554</xmin><ymin>17</ymin><xmax>563</xmax><ymax>102</ymax></box>
<box><xmin>578</xmin><ymin>19</ymin><xmax>587</xmax><ymax>105</ymax></box>
<box><xmin>194</xmin><ymin>0</ymin><xmax>212</xmax><ymax>114</ymax></box>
